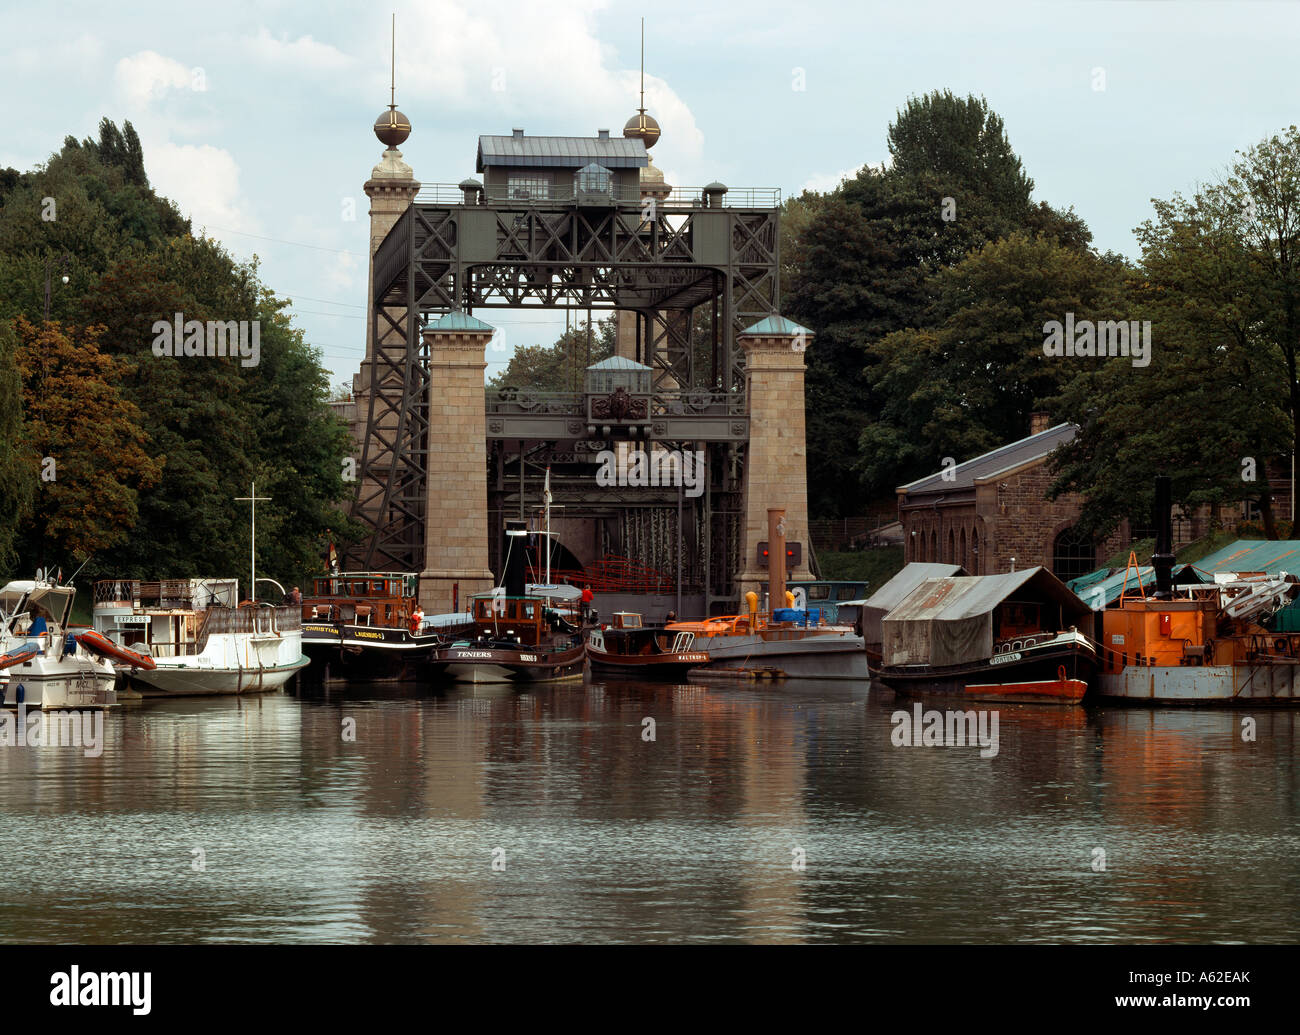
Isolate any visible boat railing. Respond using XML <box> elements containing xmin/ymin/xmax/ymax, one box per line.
<box><xmin>668</xmin><ymin>610</ymin><xmax>827</xmax><ymax>636</ymax></box>
<box><xmin>201</xmin><ymin>606</ymin><xmax>301</xmax><ymax>639</ymax></box>
<box><xmin>93</xmin><ymin>579</ymin><xmax>239</xmax><ymax>610</ymax></box>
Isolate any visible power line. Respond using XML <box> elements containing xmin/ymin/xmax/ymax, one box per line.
<box><xmin>200</xmin><ymin>225</ymin><xmax>365</xmax><ymax>257</ymax></box>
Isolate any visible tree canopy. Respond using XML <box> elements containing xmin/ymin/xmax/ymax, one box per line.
<box><xmin>0</xmin><ymin>118</ymin><xmax>360</xmax><ymax>585</ymax></box>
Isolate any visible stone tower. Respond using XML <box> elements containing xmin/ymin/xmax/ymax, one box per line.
<box><xmin>734</xmin><ymin>316</ymin><xmax>815</xmax><ymax>602</ymax></box>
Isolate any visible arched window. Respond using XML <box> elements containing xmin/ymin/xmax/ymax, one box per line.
<box><xmin>930</xmin><ymin>529</ymin><xmax>938</xmax><ymax>563</ymax></box>
<box><xmin>959</xmin><ymin>527</ymin><xmax>967</xmax><ymax>570</ymax></box>
<box><xmin>947</xmin><ymin>529</ymin><xmax>955</xmax><ymax>564</ymax></box>
<box><xmin>1053</xmin><ymin>525</ymin><xmax>1096</xmax><ymax>582</ymax></box>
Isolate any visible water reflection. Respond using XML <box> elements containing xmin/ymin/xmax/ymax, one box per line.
<box><xmin>0</xmin><ymin>678</ymin><xmax>1296</xmax><ymax>943</ymax></box>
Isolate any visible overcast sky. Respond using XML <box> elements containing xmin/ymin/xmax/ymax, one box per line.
<box><xmin>2</xmin><ymin>0</ymin><xmax>1296</xmax><ymax>383</ymax></box>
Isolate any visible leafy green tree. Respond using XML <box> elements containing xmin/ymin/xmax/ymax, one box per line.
<box><xmin>0</xmin><ymin>120</ymin><xmax>361</xmax><ymax>584</ymax></box>
<box><xmin>860</xmin><ymin>233</ymin><xmax>1127</xmax><ymax>494</ymax></box>
<box><xmin>487</xmin><ymin>316</ymin><xmax>616</xmax><ymax>392</ymax></box>
<box><xmin>786</xmin><ymin>91</ymin><xmax>1092</xmax><ymax>516</ymax></box>
<box><xmin>1047</xmin><ymin>130</ymin><xmax>1300</xmax><ymax>538</ymax></box>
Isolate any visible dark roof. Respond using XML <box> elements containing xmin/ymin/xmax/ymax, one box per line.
<box><xmin>899</xmin><ymin>423</ymin><xmax>1078</xmax><ymax>496</ymax></box>
<box><xmin>476</xmin><ymin>132</ymin><xmax>648</xmax><ymax>171</ymax></box>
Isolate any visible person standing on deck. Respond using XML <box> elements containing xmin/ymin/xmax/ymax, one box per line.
<box><xmin>581</xmin><ymin>585</ymin><xmax>594</xmax><ymax>624</ymax></box>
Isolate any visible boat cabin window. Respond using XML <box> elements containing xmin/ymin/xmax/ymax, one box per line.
<box><xmin>997</xmin><ymin>602</ymin><xmax>1043</xmax><ymax>637</ymax></box>
<box><xmin>612</xmin><ymin>613</ymin><xmax>642</xmax><ymax>629</ymax></box>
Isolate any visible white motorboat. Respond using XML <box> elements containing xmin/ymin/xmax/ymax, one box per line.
<box><xmin>92</xmin><ymin>578</ymin><xmax>309</xmax><ymax>696</ymax></box>
<box><xmin>0</xmin><ymin>579</ymin><xmax>116</xmax><ymax>710</ymax></box>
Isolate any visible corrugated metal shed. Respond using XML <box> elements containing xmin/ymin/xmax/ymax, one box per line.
<box><xmin>477</xmin><ymin>134</ymin><xmax>648</xmax><ymax>171</ymax></box>
<box><xmin>882</xmin><ymin>567</ymin><xmax>1090</xmax><ymax>667</ymax></box>
<box><xmin>862</xmin><ymin>562</ymin><xmax>966</xmax><ymax>646</ymax></box>
<box><xmin>899</xmin><ymin>424</ymin><xmax>1077</xmax><ymax>495</ymax></box>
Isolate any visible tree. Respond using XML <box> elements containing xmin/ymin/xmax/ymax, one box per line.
<box><xmin>1046</xmin><ymin>131</ymin><xmax>1300</xmax><ymax>539</ymax></box>
<box><xmin>0</xmin><ymin>120</ymin><xmax>361</xmax><ymax>583</ymax></box>
<box><xmin>860</xmin><ymin>233</ymin><xmax>1126</xmax><ymax>495</ymax></box>
<box><xmin>785</xmin><ymin>91</ymin><xmax>1093</xmax><ymax>516</ymax></box>
<box><xmin>14</xmin><ymin>317</ymin><xmax>162</xmax><ymax>561</ymax></box>
<box><xmin>487</xmin><ymin>316</ymin><xmax>616</xmax><ymax>392</ymax></box>
<box><xmin>0</xmin><ymin>321</ymin><xmax>35</xmax><ymax>568</ymax></box>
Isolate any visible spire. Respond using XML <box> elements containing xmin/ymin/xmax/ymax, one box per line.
<box><xmin>623</xmin><ymin>16</ymin><xmax>661</xmax><ymax>150</ymax></box>
<box><xmin>373</xmin><ymin>12</ymin><xmax>411</xmax><ymax>150</ymax></box>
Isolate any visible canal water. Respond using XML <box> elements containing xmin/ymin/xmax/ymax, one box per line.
<box><xmin>1</xmin><ymin>679</ymin><xmax>1297</xmax><ymax>943</ymax></box>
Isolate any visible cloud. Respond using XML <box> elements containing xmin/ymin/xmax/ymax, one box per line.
<box><xmin>114</xmin><ymin>51</ymin><xmax>194</xmax><ymax>107</ymax></box>
<box><xmin>801</xmin><ymin>160</ymin><xmax>888</xmax><ymax>194</ymax></box>
<box><xmin>396</xmin><ymin>1</ymin><xmax>704</xmax><ymax>168</ymax></box>
<box><xmin>245</xmin><ymin>28</ymin><xmax>354</xmax><ymax>72</ymax></box>
<box><xmin>145</xmin><ymin>140</ymin><xmax>259</xmax><ymax>236</ymax></box>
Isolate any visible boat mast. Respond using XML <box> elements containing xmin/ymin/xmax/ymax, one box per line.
<box><xmin>235</xmin><ymin>481</ymin><xmax>271</xmax><ymax>603</ymax></box>
<box><xmin>544</xmin><ymin>465</ymin><xmax>552</xmax><ymax>586</ymax></box>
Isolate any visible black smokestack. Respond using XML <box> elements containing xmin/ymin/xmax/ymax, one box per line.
<box><xmin>1151</xmin><ymin>475</ymin><xmax>1174</xmax><ymax>599</ymax></box>
<box><xmin>503</xmin><ymin>520</ymin><xmax>528</xmax><ymax>598</ymax></box>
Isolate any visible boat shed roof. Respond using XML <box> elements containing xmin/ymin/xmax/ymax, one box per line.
<box><xmin>1065</xmin><ymin>564</ymin><xmax>1200</xmax><ymax>608</ymax></box>
<box><xmin>884</xmin><ymin>567</ymin><xmax>1091</xmax><ymax>626</ymax></box>
<box><xmin>864</xmin><ymin>563</ymin><xmax>967</xmax><ymax>616</ymax></box>
<box><xmin>898</xmin><ymin>424</ymin><xmax>1077</xmax><ymax>496</ymax></box>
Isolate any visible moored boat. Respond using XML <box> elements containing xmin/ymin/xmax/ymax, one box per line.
<box><xmin>299</xmin><ymin>572</ymin><xmax>475</xmax><ymax>682</ymax></box>
<box><xmin>873</xmin><ymin>566</ymin><xmax>1098</xmax><ymax>704</ymax></box>
<box><xmin>587</xmin><ymin>612</ymin><xmax>709</xmax><ymax>678</ymax></box>
<box><xmin>92</xmin><ymin>578</ymin><xmax>308</xmax><ymax>696</ymax></box>
<box><xmin>0</xmin><ymin>579</ymin><xmax>116</xmax><ymax>710</ymax></box>
<box><xmin>861</xmin><ymin>562</ymin><xmax>967</xmax><ymax>673</ymax></box>
<box><xmin>438</xmin><ymin>593</ymin><xmax>586</xmax><ymax>683</ymax></box>
<box><xmin>667</xmin><ymin>608</ymin><xmax>870</xmax><ymax>680</ymax></box>
<box><xmin>1092</xmin><ymin>478</ymin><xmax>1300</xmax><ymax>706</ymax></box>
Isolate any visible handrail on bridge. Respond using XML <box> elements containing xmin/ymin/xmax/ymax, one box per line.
<box><xmin>413</xmin><ymin>182</ymin><xmax>782</xmax><ymax>209</ymax></box>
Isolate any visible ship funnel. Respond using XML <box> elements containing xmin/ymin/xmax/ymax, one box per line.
<box><xmin>503</xmin><ymin>519</ymin><xmax>529</xmax><ymax>598</ymax></box>
<box><xmin>1151</xmin><ymin>475</ymin><xmax>1174</xmax><ymax>599</ymax></box>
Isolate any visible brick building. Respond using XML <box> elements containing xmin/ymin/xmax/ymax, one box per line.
<box><xmin>896</xmin><ymin>414</ymin><xmax>1295</xmax><ymax>580</ymax></box>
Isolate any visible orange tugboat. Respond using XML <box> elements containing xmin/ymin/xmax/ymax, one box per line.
<box><xmin>1092</xmin><ymin>478</ymin><xmax>1300</xmax><ymax>705</ymax></box>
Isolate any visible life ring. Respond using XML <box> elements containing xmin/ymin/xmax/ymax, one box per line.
<box><xmin>75</xmin><ymin>630</ymin><xmax>158</xmax><ymax>670</ymax></box>
<box><xmin>1275</xmin><ymin>638</ymin><xmax>1289</xmax><ymax>653</ymax></box>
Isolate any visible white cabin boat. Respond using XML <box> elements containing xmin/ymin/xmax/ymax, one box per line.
<box><xmin>0</xmin><ymin>579</ymin><xmax>116</xmax><ymax>710</ymax></box>
<box><xmin>92</xmin><ymin>579</ymin><xmax>309</xmax><ymax>696</ymax></box>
